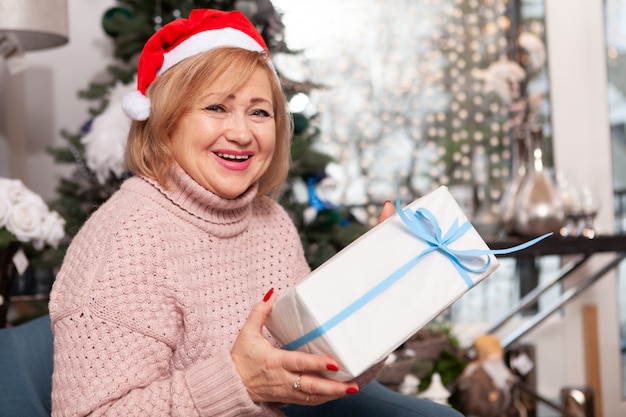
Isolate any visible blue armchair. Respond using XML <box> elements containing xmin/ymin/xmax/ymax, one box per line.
<box><xmin>0</xmin><ymin>315</ymin><xmax>53</xmax><ymax>417</ymax></box>
<box><xmin>0</xmin><ymin>315</ymin><xmax>465</xmax><ymax>417</ymax></box>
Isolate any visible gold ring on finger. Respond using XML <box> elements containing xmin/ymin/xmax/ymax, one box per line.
<box><xmin>293</xmin><ymin>373</ymin><xmax>303</xmax><ymax>391</ymax></box>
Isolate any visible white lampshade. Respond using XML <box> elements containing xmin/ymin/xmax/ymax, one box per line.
<box><xmin>0</xmin><ymin>0</ymin><xmax>68</xmax><ymax>51</ymax></box>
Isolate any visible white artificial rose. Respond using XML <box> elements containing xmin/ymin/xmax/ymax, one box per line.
<box><xmin>6</xmin><ymin>200</ymin><xmax>45</xmax><ymax>244</ymax></box>
<box><xmin>0</xmin><ymin>178</ymin><xmax>26</xmax><ymax>204</ymax></box>
<box><xmin>20</xmin><ymin>187</ymin><xmax>49</xmax><ymax>214</ymax></box>
<box><xmin>0</xmin><ymin>190</ymin><xmax>12</xmax><ymax>229</ymax></box>
<box><xmin>40</xmin><ymin>211</ymin><xmax>66</xmax><ymax>248</ymax></box>
<box><xmin>0</xmin><ymin>176</ymin><xmax>66</xmax><ymax>250</ymax></box>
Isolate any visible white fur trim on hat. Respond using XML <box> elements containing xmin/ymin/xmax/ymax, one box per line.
<box><xmin>122</xmin><ymin>9</ymin><xmax>272</xmax><ymax>121</ymax></box>
<box><xmin>159</xmin><ymin>27</ymin><xmax>265</xmax><ymax>76</ymax></box>
<box><xmin>122</xmin><ymin>90</ymin><xmax>151</xmax><ymax>121</ymax></box>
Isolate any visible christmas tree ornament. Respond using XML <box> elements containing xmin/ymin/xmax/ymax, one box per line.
<box><xmin>456</xmin><ymin>334</ymin><xmax>517</xmax><ymax>417</ymax></box>
<box><xmin>153</xmin><ymin>0</ymin><xmax>163</xmax><ymax>31</ymax></box>
<box><xmin>102</xmin><ymin>6</ymin><xmax>134</xmax><ymax>38</ymax></box>
<box><xmin>81</xmin><ymin>80</ymin><xmax>136</xmax><ymax>184</ymax></box>
<box><xmin>418</xmin><ymin>372</ymin><xmax>451</xmax><ymax>405</ymax></box>
<box><xmin>306</xmin><ymin>176</ymin><xmax>333</xmax><ymax>211</ymax></box>
<box><xmin>122</xmin><ymin>8</ymin><xmax>274</xmax><ymax>121</ymax></box>
<box><xmin>398</xmin><ymin>373</ymin><xmax>420</xmax><ymax>396</ymax></box>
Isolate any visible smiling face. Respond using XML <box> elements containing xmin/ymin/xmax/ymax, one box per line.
<box><xmin>125</xmin><ymin>48</ymin><xmax>292</xmax><ymax>199</ymax></box>
<box><xmin>170</xmin><ymin>67</ymin><xmax>276</xmax><ymax>199</ymax></box>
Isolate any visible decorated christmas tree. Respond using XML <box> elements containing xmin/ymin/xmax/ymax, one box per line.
<box><xmin>47</xmin><ymin>0</ymin><xmax>369</xmax><ymax>269</ymax></box>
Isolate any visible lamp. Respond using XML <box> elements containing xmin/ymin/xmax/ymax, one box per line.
<box><xmin>0</xmin><ymin>0</ymin><xmax>68</xmax><ymax>57</ymax></box>
<box><xmin>0</xmin><ymin>0</ymin><xmax>68</xmax><ymax>187</ymax></box>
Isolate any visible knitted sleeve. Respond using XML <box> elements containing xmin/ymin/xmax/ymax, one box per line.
<box><xmin>51</xmin><ymin>309</ymin><xmax>269</xmax><ymax>417</ymax></box>
<box><xmin>49</xmin><ymin>196</ymin><xmax>279</xmax><ymax>417</ymax></box>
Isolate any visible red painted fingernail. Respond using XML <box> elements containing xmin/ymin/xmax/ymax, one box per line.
<box><xmin>346</xmin><ymin>387</ymin><xmax>359</xmax><ymax>394</ymax></box>
<box><xmin>326</xmin><ymin>364</ymin><xmax>339</xmax><ymax>371</ymax></box>
<box><xmin>263</xmin><ymin>288</ymin><xmax>274</xmax><ymax>302</ymax></box>
<box><xmin>384</xmin><ymin>200</ymin><xmax>391</xmax><ymax>206</ymax></box>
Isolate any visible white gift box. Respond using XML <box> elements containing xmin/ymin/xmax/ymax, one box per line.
<box><xmin>265</xmin><ymin>185</ymin><xmax>501</xmax><ymax>381</ymax></box>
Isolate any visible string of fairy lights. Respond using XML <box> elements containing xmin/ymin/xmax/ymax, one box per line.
<box><xmin>274</xmin><ymin>0</ymin><xmax>549</xmax><ymax>224</ymax></box>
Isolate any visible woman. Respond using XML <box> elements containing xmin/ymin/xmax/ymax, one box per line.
<box><xmin>49</xmin><ymin>9</ymin><xmax>463</xmax><ymax>417</ymax></box>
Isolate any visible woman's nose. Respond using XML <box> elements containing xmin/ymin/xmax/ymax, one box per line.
<box><xmin>225</xmin><ymin>113</ymin><xmax>252</xmax><ymax>143</ymax></box>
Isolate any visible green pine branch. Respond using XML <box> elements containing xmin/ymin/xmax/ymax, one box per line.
<box><xmin>45</xmin><ymin>0</ymin><xmax>368</xmax><ymax>271</ymax></box>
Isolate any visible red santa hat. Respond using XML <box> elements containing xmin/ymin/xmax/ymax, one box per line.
<box><xmin>122</xmin><ymin>8</ymin><xmax>271</xmax><ymax>121</ymax></box>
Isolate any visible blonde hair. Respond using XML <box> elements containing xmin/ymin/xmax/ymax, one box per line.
<box><xmin>125</xmin><ymin>47</ymin><xmax>292</xmax><ymax>199</ymax></box>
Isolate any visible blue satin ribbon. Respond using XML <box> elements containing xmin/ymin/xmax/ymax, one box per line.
<box><xmin>282</xmin><ymin>200</ymin><xmax>552</xmax><ymax>351</ymax></box>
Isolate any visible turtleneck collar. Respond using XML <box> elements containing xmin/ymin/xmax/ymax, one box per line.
<box><xmin>135</xmin><ymin>165</ymin><xmax>259</xmax><ymax>238</ymax></box>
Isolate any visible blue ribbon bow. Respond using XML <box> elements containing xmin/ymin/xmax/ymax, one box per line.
<box><xmin>282</xmin><ymin>200</ymin><xmax>551</xmax><ymax>351</ymax></box>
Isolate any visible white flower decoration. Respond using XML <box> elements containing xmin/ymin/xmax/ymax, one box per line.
<box><xmin>473</xmin><ymin>58</ymin><xmax>526</xmax><ymax>104</ymax></box>
<box><xmin>82</xmin><ymin>80</ymin><xmax>135</xmax><ymax>184</ymax></box>
<box><xmin>40</xmin><ymin>211</ymin><xmax>66</xmax><ymax>250</ymax></box>
<box><xmin>7</xmin><ymin>201</ymin><xmax>45</xmax><ymax>247</ymax></box>
<box><xmin>0</xmin><ymin>178</ymin><xmax>27</xmax><ymax>204</ymax></box>
<box><xmin>0</xmin><ymin>192</ymin><xmax>11</xmax><ymax>228</ymax></box>
<box><xmin>518</xmin><ymin>32</ymin><xmax>546</xmax><ymax>72</ymax></box>
<box><xmin>0</xmin><ymin>178</ymin><xmax>66</xmax><ymax>250</ymax></box>
<box><xmin>474</xmin><ymin>31</ymin><xmax>547</xmax><ymax>128</ymax></box>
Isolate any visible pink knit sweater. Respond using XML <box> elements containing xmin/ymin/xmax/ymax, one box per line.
<box><xmin>49</xmin><ymin>167</ymin><xmax>315</xmax><ymax>416</ymax></box>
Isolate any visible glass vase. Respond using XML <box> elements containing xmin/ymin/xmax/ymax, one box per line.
<box><xmin>500</xmin><ymin>125</ymin><xmax>529</xmax><ymax>234</ymax></box>
<box><xmin>0</xmin><ymin>241</ymin><xmax>20</xmax><ymax>328</ymax></box>
<box><xmin>513</xmin><ymin>126</ymin><xmax>565</xmax><ymax>236</ymax></box>
<box><xmin>471</xmin><ymin>147</ymin><xmax>500</xmax><ymax>238</ymax></box>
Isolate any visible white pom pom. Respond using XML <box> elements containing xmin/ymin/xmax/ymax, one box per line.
<box><xmin>122</xmin><ymin>91</ymin><xmax>151</xmax><ymax>121</ymax></box>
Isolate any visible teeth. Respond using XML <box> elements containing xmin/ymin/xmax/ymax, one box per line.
<box><xmin>216</xmin><ymin>152</ymin><xmax>249</xmax><ymax>161</ymax></box>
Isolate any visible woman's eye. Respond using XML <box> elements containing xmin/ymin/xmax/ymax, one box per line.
<box><xmin>252</xmin><ymin>109</ymin><xmax>271</xmax><ymax>117</ymax></box>
<box><xmin>205</xmin><ymin>104</ymin><xmax>225</xmax><ymax>112</ymax></box>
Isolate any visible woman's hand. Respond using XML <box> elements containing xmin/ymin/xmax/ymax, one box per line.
<box><xmin>231</xmin><ymin>290</ymin><xmax>359</xmax><ymax>406</ymax></box>
<box><xmin>231</xmin><ymin>201</ymin><xmax>396</xmax><ymax>406</ymax></box>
